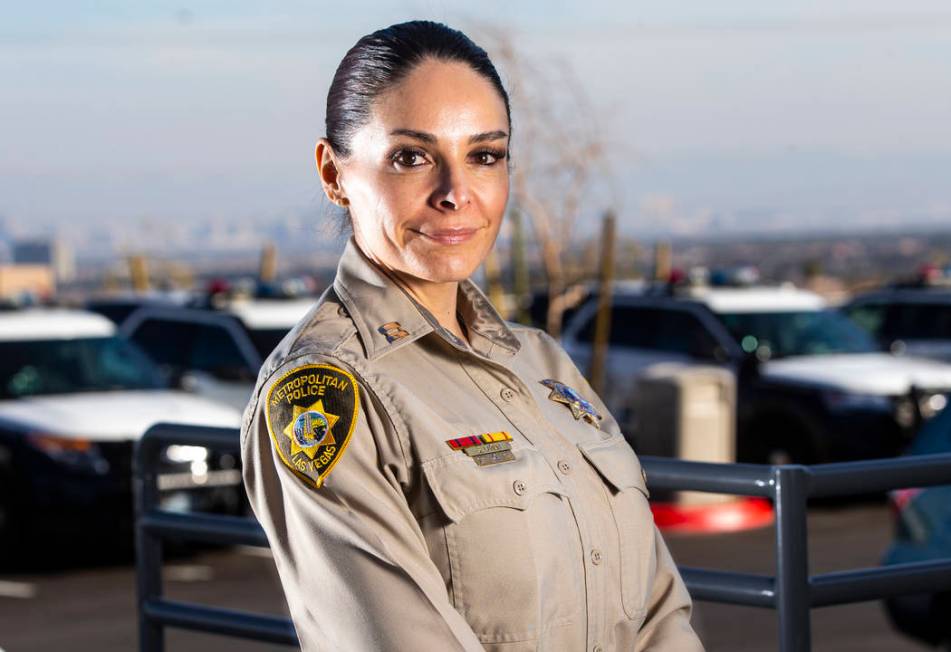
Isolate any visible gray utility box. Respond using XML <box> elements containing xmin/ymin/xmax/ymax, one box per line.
<box><xmin>628</xmin><ymin>364</ymin><xmax>736</xmax><ymax>505</ymax></box>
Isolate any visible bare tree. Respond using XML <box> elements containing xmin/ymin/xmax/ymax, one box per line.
<box><xmin>470</xmin><ymin>22</ymin><xmax>617</xmax><ymax>336</ymax></box>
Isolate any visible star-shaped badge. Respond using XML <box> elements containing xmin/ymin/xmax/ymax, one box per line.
<box><xmin>283</xmin><ymin>399</ymin><xmax>340</xmax><ymax>459</ymax></box>
<box><xmin>541</xmin><ymin>379</ymin><xmax>603</xmax><ymax>428</ymax></box>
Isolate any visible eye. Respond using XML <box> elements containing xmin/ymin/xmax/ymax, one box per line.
<box><xmin>391</xmin><ymin>148</ymin><xmax>428</xmax><ymax>168</ymax></box>
<box><xmin>470</xmin><ymin>149</ymin><xmax>507</xmax><ymax>166</ymax></box>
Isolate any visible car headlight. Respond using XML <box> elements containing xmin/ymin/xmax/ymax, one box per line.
<box><xmin>25</xmin><ymin>433</ymin><xmax>110</xmax><ymax>474</ymax></box>
<box><xmin>917</xmin><ymin>393</ymin><xmax>948</xmax><ymax>420</ymax></box>
<box><xmin>823</xmin><ymin>390</ymin><xmax>893</xmax><ymax>413</ymax></box>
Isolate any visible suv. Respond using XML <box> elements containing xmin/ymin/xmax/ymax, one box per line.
<box><xmin>0</xmin><ymin>308</ymin><xmax>244</xmax><ymax>558</ymax></box>
<box><xmin>118</xmin><ymin>297</ymin><xmax>316</xmax><ymax>410</ymax></box>
<box><xmin>561</xmin><ymin>283</ymin><xmax>951</xmax><ymax>464</ymax></box>
<box><xmin>843</xmin><ymin>286</ymin><xmax>951</xmax><ymax>363</ymax></box>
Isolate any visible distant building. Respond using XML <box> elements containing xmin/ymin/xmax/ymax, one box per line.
<box><xmin>0</xmin><ymin>265</ymin><xmax>55</xmax><ymax>300</ymax></box>
<box><xmin>12</xmin><ymin>238</ymin><xmax>75</xmax><ymax>282</ymax></box>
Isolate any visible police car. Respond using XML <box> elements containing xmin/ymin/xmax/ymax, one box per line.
<box><xmin>842</xmin><ymin>268</ymin><xmax>951</xmax><ymax>363</ymax></box>
<box><xmin>561</xmin><ymin>278</ymin><xmax>951</xmax><ymax>464</ymax></box>
<box><xmin>0</xmin><ymin>308</ymin><xmax>243</xmax><ymax>558</ymax></box>
<box><xmin>117</xmin><ymin>296</ymin><xmax>316</xmax><ymax>411</ymax></box>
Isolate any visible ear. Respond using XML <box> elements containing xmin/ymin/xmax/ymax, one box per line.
<box><xmin>315</xmin><ymin>138</ymin><xmax>349</xmax><ymax>206</ymax></box>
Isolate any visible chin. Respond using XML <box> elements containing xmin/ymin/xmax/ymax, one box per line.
<box><xmin>408</xmin><ymin>242</ymin><xmax>487</xmax><ymax>283</ymax></box>
<box><xmin>412</xmin><ymin>254</ymin><xmax>480</xmax><ymax>283</ymax></box>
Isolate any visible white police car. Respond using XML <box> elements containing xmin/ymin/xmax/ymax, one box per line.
<box><xmin>562</xmin><ymin>281</ymin><xmax>951</xmax><ymax>464</ymax></box>
<box><xmin>0</xmin><ymin>308</ymin><xmax>243</xmax><ymax>558</ymax></box>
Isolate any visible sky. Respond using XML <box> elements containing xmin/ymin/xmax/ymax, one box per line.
<box><xmin>2</xmin><ymin>1</ymin><xmax>950</xmax><ymax>241</ymax></box>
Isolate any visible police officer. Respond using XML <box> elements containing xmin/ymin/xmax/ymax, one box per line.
<box><xmin>241</xmin><ymin>20</ymin><xmax>704</xmax><ymax>652</ymax></box>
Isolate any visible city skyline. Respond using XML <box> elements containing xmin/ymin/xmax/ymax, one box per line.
<box><xmin>2</xmin><ymin>2</ymin><xmax>950</xmax><ymax>241</ymax></box>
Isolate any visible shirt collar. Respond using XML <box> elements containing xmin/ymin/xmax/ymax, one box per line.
<box><xmin>332</xmin><ymin>237</ymin><xmax>521</xmax><ymax>361</ymax></box>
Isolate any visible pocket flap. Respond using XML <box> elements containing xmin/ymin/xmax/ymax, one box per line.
<box><xmin>577</xmin><ymin>437</ymin><xmax>650</xmax><ymax>498</ymax></box>
<box><xmin>422</xmin><ymin>447</ymin><xmax>567</xmax><ymax>523</ymax></box>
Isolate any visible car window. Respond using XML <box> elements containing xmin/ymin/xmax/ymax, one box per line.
<box><xmin>882</xmin><ymin>302</ymin><xmax>951</xmax><ymax>341</ymax></box>
<box><xmin>576</xmin><ymin>306</ymin><xmax>719</xmax><ymax>359</ymax></box>
<box><xmin>844</xmin><ymin>303</ymin><xmax>886</xmax><ymax>340</ymax></box>
<box><xmin>0</xmin><ymin>337</ymin><xmax>166</xmax><ymax>399</ymax></box>
<box><xmin>717</xmin><ymin>309</ymin><xmax>876</xmax><ymax>358</ymax></box>
<box><xmin>191</xmin><ymin>323</ymin><xmax>254</xmax><ymax>380</ymax></box>
<box><xmin>129</xmin><ymin>318</ymin><xmax>253</xmax><ymax>381</ymax></box>
<box><xmin>246</xmin><ymin>327</ymin><xmax>289</xmax><ymax>359</ymax></box>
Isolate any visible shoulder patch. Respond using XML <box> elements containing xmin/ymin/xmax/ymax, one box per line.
<box><xmin>264</xmin><ymin>363</ymin><xmax>360</xmax><ymax>488</ymax></box>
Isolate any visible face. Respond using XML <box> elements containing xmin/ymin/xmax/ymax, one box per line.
<box><xmin>317</xmin><ymin>58</ymin><xmax>510</xmax><ymax>283</ymax></box>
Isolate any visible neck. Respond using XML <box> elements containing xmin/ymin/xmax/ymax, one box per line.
<box><xmin>356</xmin><ymin>243</ymin><xmax>468</xmax><ymax>343</ymax></box>
<box><xmin>392</xmin><ymin>271</ymin><xmax>465</xmax><ymax>340</ymax></box>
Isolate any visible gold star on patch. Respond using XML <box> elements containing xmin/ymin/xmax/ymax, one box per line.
<box><xmin>282</xmin><ymin>399</ymin><xmax>340</xmax><ymax>459</ymax></box>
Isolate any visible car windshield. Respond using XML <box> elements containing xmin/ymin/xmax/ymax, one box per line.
<box><xmin>716</xmin><ymin>309</ymin><xmax>877</xmax><ymax>359</ymax></box>
<box><xmin>0</xmin><ymin>337</ymin><xmax>167</xmax><ymax>399</ymax></box>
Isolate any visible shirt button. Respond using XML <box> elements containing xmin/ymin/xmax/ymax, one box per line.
<box><xmin>500</xmin><ymin>386</ymin><xmax>516</xmax><ymax>402</ymax></box>
<box><xmin>557</xmin><ymin>459</ymin><xmax>572</xmax><ymax>475</ymax></box>
<box><xmin>513</xmin><ymin>480</ymin><xmax>527</xmax><ymax>495</ymax></box>
<box><xmin>593</xmin><ymin>646</ymin><xmax>603</xmax><ymax>652</ymax></box>
<box><xmin>590</xmin><ymin>549</ymin><xmax>603</xmax><ymax>565</ymax></box>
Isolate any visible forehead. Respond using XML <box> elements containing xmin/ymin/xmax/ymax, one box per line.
<box><xmin>369</xmin><ymin>58</ymin><xmax>508</xmax><ymax>139</ymax></box>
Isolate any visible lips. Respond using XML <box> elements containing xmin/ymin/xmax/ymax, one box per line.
<box><xmin>417</xmin><ymin>227</ymin><xmax>480</xmax><ymax>246</ymax></box>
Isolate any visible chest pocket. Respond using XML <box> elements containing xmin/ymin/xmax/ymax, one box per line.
<box><xmin>577</xmin><ymin>437</ymin><xmax>657</xmax><ymax>622</ymax></box>
<box><xmin>423</xmin><ymin>447</ymin><xmax>582</xmax><ymax>645</ymax></box>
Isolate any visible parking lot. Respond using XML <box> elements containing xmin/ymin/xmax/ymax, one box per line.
<box><xmin>0</xmin><ymin>502</ymin><xmax>928</xmax><ymax>652</ymax></box>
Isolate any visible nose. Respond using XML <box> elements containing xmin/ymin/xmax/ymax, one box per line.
<box><xmin>431</xmin><ymin>161</ymin><xmax>470</xmax><ymax>211</ymax></box>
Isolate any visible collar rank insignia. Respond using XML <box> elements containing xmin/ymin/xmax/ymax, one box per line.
<box><xmin>446</xmin><ymin>431</ymin><xmax>515</xmax><ymax>467</ymax></box>
<box><xmin>265</xmin><ymin>363</ymin><xmax>360</xmax><ymax>488</ymax></box>
<box><xmin>378</xmin><ymin>321</ymin><xmax>410</xmax><ymax>343</ymax></box>
<box><xmin>540</xmin><ymin>379</ymin><xmax>603</xmax><ymax>428</ymax></box>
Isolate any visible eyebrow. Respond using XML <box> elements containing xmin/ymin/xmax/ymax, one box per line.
<box><xmin>389</xmin><ymin>128</ymin><xmax>509</xmax><ymax>145</ymax></box>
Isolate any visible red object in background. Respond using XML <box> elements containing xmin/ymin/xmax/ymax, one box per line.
<box><xmin>919</xmin><ymin>263</ymin><xmax>941</xmax><ymax>284</ymax></box>
<box><xmin>207</xmin><ymin>278</ymin><xmax>231</xmax><ymax>295</ymax></box>
<box><xmin>651</xmin><ymin>497</ymin><xmax>774</xmax><ymax>534</ymax></box>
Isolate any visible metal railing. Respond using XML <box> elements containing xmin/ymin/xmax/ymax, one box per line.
<box><xmin>135</xmin><ymin>423</ymin><xmax>951</xmax><ymax>652</ymax></box>
<box><xmin>644</xmin><ymin>453</ymin><xmax>951</xmax><ymax>652</ymax></box>
<box><xmin>135</xmin><ymin>423</ymin><xmax>299</xmax><ymax>651</ymax></box>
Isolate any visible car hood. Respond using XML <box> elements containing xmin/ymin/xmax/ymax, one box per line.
<box><xmin>0</xmin><ymin>390</ymin><xmax>241</xmax><ymax>441</ymax></box>
<box><xmin>762</xmin><ymin>353</ymin><xmax>951</xmax><ymax>395</ymax></box>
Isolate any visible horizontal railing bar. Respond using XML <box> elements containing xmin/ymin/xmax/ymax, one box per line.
<box><xmin>681</xmin><ymin>568</ymin><xmax>776</xmax><ymax>607</ymax></box>
<box><xmin>143</xmin><ymin>598</ymin><xmax>298</xmax><ymax>646</ymax></box>
<box><xmin>806</xmin><ymin>453</ymin><xmax>951</xmax><ymax>498</ymax></box>
<box><xmin>640</xmin><ymin>457</ymin><xmax>776</xmax><ymax>498</ymax></box>
<box><xmin>141</xmin><ymin>511</ymin><xmax>269</xmax><ymax>547</ymax></box>
<box><xmin>138</xmin><ymin>424</ymin><xmax>242</xmax><ymax>461</ymax></box>
<box><xmin>810</xmin><ymin>558</ymin><xmax>951</xmax><ymax>607</ymax></box>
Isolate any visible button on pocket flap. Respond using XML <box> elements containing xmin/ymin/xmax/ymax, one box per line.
<box><xmin>423</xmin><ymin>448</ymin><xmax>566</xmax><ymax>523</ymax></box>
<box><xmin>577</xmin><ymin>438</ymin><xmax>650</xmax><ymax>498</ymax></box>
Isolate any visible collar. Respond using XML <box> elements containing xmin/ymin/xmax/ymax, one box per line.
<box><xmin>332</xmin><ymin>237</ymin><xmax>521</xmax><ymax>361</ymax></box>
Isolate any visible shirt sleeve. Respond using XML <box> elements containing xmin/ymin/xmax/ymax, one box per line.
<box><xmin>635</xmin><ymin>526</ymin><xmax>705</xmax><ymax>651</ymax></box>
<box><xmin>240</xmin><ymin>352</ymin><xmax>485</xmax><ymax>652</ymax></box>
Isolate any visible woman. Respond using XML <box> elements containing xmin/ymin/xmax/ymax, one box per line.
<box><xmin>241</xmin><ymin>20</ymin><xmax>703</xmax><ymax>652</ymax></box>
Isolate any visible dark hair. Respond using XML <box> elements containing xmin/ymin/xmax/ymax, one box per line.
<box><xmin>326</xmin><ymin>20</ymin><xmax>511</xmax><ymax>159</ymax></box>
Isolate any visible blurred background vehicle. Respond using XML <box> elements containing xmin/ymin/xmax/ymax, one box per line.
<box><xmin>560</xmin><ymin>273</ymin><xmax>951</xmax><ymax>465</ymax></box>
<box><xmin>843</xmin><ymin>265</ymin><xmax>951</xmax><ymax>364</ymax></box>
<box><xmin>116</xmin><ymin>293</ymin><xmax>316</xmax><ymax>411</ymax></box>
<box><xmin>881</xmin><ymin>403</ymin><xmax>951</xmax><ymax>648</ymax></box>
<box><xmin>0</xmin><ymin>307</ymin><xmax>245</xmax><ymax>561</ymax></box>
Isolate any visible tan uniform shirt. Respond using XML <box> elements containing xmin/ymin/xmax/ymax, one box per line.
<box><xmin>241</xmin><ymin>237</ymin><xmax>704</xmax><ymax>652</ymax></box>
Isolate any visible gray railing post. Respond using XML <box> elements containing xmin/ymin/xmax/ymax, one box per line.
<box><xmin>774</xmin><ymin>465</ymin><xmax>811</xmax><ymax>652</ymax></box>
<box><xmin>134</xmin><ymin>436</ymin><xmax>164</xmax><ymax>652</ymax></box>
